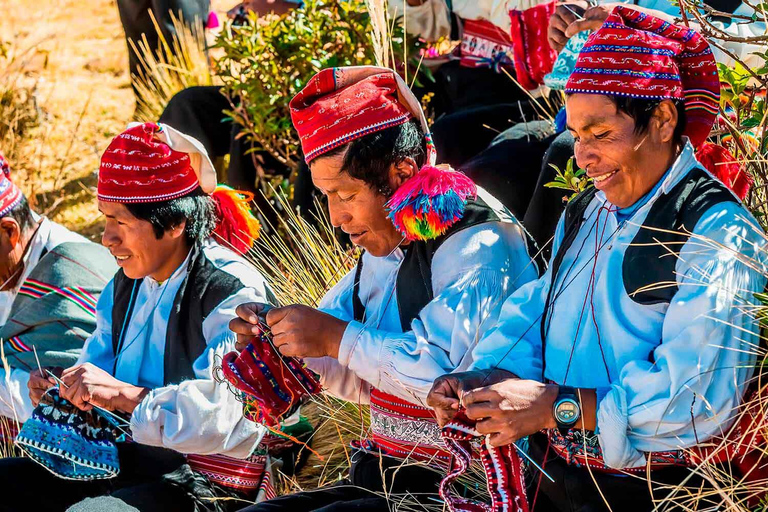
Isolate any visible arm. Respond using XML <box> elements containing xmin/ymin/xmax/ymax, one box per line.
<box><xmin>130</xmin><ymin>287</ymin><xmax>270</xmax><ymax>458</ymax></box>
<box><xmin>339</xmin><ymin>221</ymin><xmax>539</xmax><ymax>405</ymax></box>
<box><xmin>596</xmin><ymin>203</ymin><xmax>766</xmax><ymax>468</ymax></box>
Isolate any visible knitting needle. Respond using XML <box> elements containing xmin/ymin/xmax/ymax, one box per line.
<box><xmin>513</xmin><ymin>441</ymin><xmax>555</xmax><ymax>483</ymax></box>
<box><xmin>45</xmin><ymin>370</ymin><xmax>132</xmax><ymax>431</ymax></box>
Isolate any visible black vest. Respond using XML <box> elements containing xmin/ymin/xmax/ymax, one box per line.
<box><xmin>541</xmin><ymin>167</ymin><xmax>739</xmax><ymax>347</ymax></box>
<box><xmin>352</xmin><ymin>198</ymin><xmax>513</xmax><ymax>329</ymax></box>
<box><xmin>110</xmin><ymin>244</ymin><xmax>248</xmax><ymax>385</ymax></box>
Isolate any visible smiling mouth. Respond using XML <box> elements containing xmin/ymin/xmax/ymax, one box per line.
<box><xmin>114</xmin><ymin>255</ymin><xmax>131</xmax><ymax>262</ymax></box>
<box><xmin>592</xmin><ymin>170</ymin><xmax>618</xmax><ymax>183</ymax></box>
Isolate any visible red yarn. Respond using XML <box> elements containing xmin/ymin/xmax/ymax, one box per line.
<box><xmin>211</xmin><ymin>185</ymin><xmax>261</xmax><ymax>254</ymax></box>
<box><xmin>696</xmin><ymin>142</ymin><xmax>752</xmax><ymax>200</ymax></box>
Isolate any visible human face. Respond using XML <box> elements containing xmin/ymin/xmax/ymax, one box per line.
<box><xmin>0</xmin><ymin>218</ymin><xmax>25</xmax><ymax>290</ymax></box>
<box><xmin>310</xmin><ymin>154</ymin><xmax>412</xmax><ymax>257</ymax></box>
<box><xmin>566</xmin><ymin>94</ymin><xmax>678</xmax><ymax>209</ymax></box>
<box><xmin>99</xmin><ymin>201</ymin><xmax>189</xmax><ymax>281</ymax></box>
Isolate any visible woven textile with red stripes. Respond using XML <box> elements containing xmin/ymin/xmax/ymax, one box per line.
<box><xmin>508</xmin><ymin>1</ymin><xmax>558</xmax><ymax>90</ymax></box>
<box><xmin>440</xmin><ymin>412</ymin><xmax>529</xmax><ymax>512</ymax></box>
<box><xmin>186</xmin><ymin>453</ymin><xmax>270</xmax><ymax>494</ymax></box>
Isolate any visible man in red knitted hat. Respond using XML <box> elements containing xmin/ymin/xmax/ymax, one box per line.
<box><xmin>0</xmin><ymin>123</ymin><xmax>276</xmax><ymax>512</ymax></box>
<box><xmin>428</xmin><ymin>7</ymin><xmax>767</xmax><ymax>510</ymax></box>
<box><xmin>228</xmin><ymin>66</ymin><xmax>539</xmax><ymax>511</ymax></box>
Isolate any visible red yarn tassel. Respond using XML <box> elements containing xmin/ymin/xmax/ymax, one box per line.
<box><xmin>696</xmin><ymin>142</ymin><xmax>752</xmax><ymax>200</ymax></box>
<box><xmin>211</xmin><ymin>185</ymin><xmax>261</xmax><ymax>254</ymax></box>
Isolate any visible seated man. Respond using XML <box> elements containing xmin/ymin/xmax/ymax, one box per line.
<box><xmin>228</xmin><ymin>66</ymin><xmax>539</xmax><ymax>511</ymax></box>
<box><xmin>428</xmin><ymin>8</ymin><xmax>767</xmax><ymax>511</ymax></box>
<box><xmin>0</xmin><ymin>155</ymin><xmax>116</xmax><ymax>424</ymax></box>
<box><xmin>0</xmin><ymin>123</ymin><xmax>272</xmax><ymax>512</ymax></box>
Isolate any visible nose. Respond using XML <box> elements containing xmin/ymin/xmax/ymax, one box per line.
<box><xmin>327</xmin><ymin>200</ymin><xmax>352</xmax><ymax>229</ymax></box>
<box><xmin>101</xmin><ymin>222</ymin><xmax>120</xmax><ymax>248</ymax></box>
<box><xmin>574</xmin><ymin>138</ymin><xmax>598</xmax><ymax>173</ymax></box>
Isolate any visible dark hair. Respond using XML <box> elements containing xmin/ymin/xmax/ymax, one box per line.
<box><xmin>315</xmin><ymin>120</ymin><xmax>427</xmax><ymax>195</ymax></box>
<box><xmin>124</xmin><ymin>187</ymin><xmax>217</xmax><ymax>246</ymax></box>
<box><xmin>608</xmin><ymin>96</ymin><xmax>687</xmax><ymax>143</ymax></box>
<box><xmin>6</xmin><ymin>194</ymin><xmax>35</xmax><ymax>234</ymax></box>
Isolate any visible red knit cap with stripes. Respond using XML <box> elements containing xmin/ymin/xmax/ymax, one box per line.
<box><xmin>565</xmin><ymin>6</ymin><xmax>719</xmax><ymax>147</ymax></box>
<box><xmin>98</xmin><ymin>123</ymin><xmax>199</xmax><ymax>203</ymax></box>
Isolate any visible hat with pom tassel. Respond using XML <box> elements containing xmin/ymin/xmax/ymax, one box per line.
<box><xmin>98</xmin><ymin>123</ymin><xmax>260</xmax><ymax>253</ymax></box>
<box><xmin>290</xmin><ymin>66</ymin><xmax>477</xmax><ymax>242</ymax></box>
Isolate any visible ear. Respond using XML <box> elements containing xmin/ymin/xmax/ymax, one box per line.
<box><xmin>0</xmin><ymin>218</ymin><xmax>21</xmax><ymax>247</ymax></box>
<box><xmin>387</xmin><ymin>157</ymin><xmax>419</xmax><ymax>192</ymax></box>
<box><xmin>168</xmin><ymin>220</ymin><xmax>187</xmax><ymax>240</ymax></box>
<box><xmin>653</xmin><ymin>100</ymin><xmax>679</xmax><ymax>144</ymax></box>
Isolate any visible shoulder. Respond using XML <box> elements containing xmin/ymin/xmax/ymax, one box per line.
<box><xmin>198</xmin><ymin>239</ymin><xmax>272</xmax><ymax>304</ymax></box>
<box><xmin>45</xmin><ymin>219</ymin><xmax>91</xmax><ymax>249</ymax></box>
<box><xmin>29</xmin><ymin>242</ymin><xmax>117</xmax><ymax>286</ymax></box>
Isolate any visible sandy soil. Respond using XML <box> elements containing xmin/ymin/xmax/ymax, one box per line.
<box><xmin>0</xmin><ymin>0</ymin><xmax>229</xmax><ymax>238</ymax></box>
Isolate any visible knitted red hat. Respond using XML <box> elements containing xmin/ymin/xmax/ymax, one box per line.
<box><xmin>98</xmin><ymin>123</ymin><xmax>260</xmax><ymax>253</ymax></box>
<box><xmin>0</xmin><ymin>154</ymin><xmax>23</xmax><ymax>218</ymax></box>
<box><xmin>98</xmin><ymin>123</ymin><xmax>216</xmax><ymax>203</ymax></box>
<box><xmin>565</xmin><ymin>6</ymin><xmax>720</xmax><ymax>147</ymax></box>
<box><xmin>289</xmin><ymin>66</ymin><xmax>435</xmax><ymax>164</ymax></box>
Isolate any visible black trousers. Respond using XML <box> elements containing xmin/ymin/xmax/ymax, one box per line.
<box><xmin>117</xmin><ymin>0</ymin><xmax>209</xmax><ymax>95</ymax></box>
<box><xmin>0</xmin><ymin>443</ymin><xmax>242</xmax><ymax>512</ymax></box>
<box><xmin>527</xmin><ymin>433</ymin><xmax>711</xmax><ymax>512</ymax></box>
<box><xmin>238</xmin><ymin>451</ymin><xmax>442</xmax><ymax>512</ymax></box>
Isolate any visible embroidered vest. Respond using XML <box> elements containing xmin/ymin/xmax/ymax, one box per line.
<box><xmin>541</xmin><ymin>168</ymin><xmax>740</xmax><ymax>471</ymax></box>
<box><xmin>351</xmin><ymin>199</ymin><xmax>504</xmax><ymax>463</ymax></box>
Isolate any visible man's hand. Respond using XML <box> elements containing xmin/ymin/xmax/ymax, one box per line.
<box><xmin>28</xmin><ymin>367</ymin><xmax>62</xmax><ymax>406</ymax></box>
<box><xmin>230</xmin><ymin>302</ymin><xmax>273</xmax><ymax>351</ymax></box>
<box><xmin>227</xmin><ymin>0</ymin><xmax>297</xmax><ymax>20</ymax></box>
<box><xmin>463</xmin><ymin>379</ymin><xmax>559</xmax><ymax>447</ymax></box>
<box><xmin>548</xmin><ymin>2</ymin><xmax>587</xmax><ymax>52</ymax></box>
<box><xmin>266</xmin><ymin>305</ymin><xmax>347</xmax><ymax>359</ymax></box>
<box><xmin>427</xmin><ymin>369</ymin><xmax>514</xmax><ymax>427</ymax></box>
<box><xmin>564</xmin><ymin>4</ymin><xmax>613</xmax><ymax>38</ymax></box>
<box><xmin>59</xmin><ymin>363</ymin><xmax>149</xmax><ymax>414</ymax></box>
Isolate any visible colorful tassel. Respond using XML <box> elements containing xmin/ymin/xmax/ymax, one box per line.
<box><xmin>696</xmin><ymin>142</ymin><xmax>752</xmax><ymax>200</ymax></box>
<box><xmin>212</xmin><ymin>185</ymin><xmax>261</xmax><ymax>254</ymax></box>
<box><xmin>386</xmin><ymin>165</ymin><xmax>477</xmax><ymax>241</ymax></box>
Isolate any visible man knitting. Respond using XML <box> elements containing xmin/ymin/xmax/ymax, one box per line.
<box><xmin>228</xmin><ymin>65</ymin><xmax>539</xmax><ymax>511</ymax></box>
<box><xmin>0</xmin><ymin>154</ymin><xmax>116</xmax><ymax>424</ymax></box>
<box><xmin>427</xmin><ymin>7</ymin><xmax>767</xmax><ymax>510</ymax></box>
<box><xmin>0</xmin><ymin>123</ymin><xmax>273</xmax><ymax>512</ymax></box>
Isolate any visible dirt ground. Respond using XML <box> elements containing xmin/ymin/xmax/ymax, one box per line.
<box><xmin>0</xmin><ymin>0</ymin><xmax>229</xmax><ymax>239</ymax></box>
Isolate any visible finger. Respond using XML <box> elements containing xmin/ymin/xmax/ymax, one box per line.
<box><xmin>434</xmin><ymin>408</ymin><xmax>458</xmax><ymax>427</ymax></box>
<box><xmin>461</xmin><ymin>386</ymin><xmax>498</xmax><ymax>407</ymax></box>
<box><xmin>230</xmin><ymin>316</ymin><xmax>262</xmax><ymax>337</ymax></box>
<box><xmin>275</xmin><ymin>341</ymin><xmax>298</xmax><ymax>358</ymax></box>
<box><xmin>235</xmin><ymin>333</ymin><xmax>253</xmax><ymax>352</ymax></box>
<box><xmin>488</xmin><ymin>431</ymin><xmax>517</xmax><ymax>448</ymax></box>
<box><xmin>547</xmin><ymin>27</ymin><xmax>568</xmax><ymax>51</ymax></box>
<box><xmin>475</xmin><ymin>417</ymin><xmax>508</xmax><ymax>436</ymax></box>
<box><xmin>235</xmin><ymin>303</ymin><xmax>269</xmax><ymax>324</ymax></box>
<box><xmin>265</xmin><ymin>306</ymin><xmax>290</xmax><ymax>327</ymax></box>
<box><xmin>60</xmin><ymin>365</ymin><xmax>85</xmax><ymax>384</ymax></box>
<box><xmin>465</xmin><ymin>401</ymin><xmax>500</xmax><ymax>421</ymax></box>
<box><xmin>70</xmin><ymin>382</ymin><xmax>92</xmax><ymax>411</ymax></box>
<box><xmin>549</xmin><ymin>11</ymin><xmax>571</xmax><ymax>33</ymax></box>
<box><xmin>565</xmin><ymin>19</ymin><xmax>601</xmax><ymax>37</ymax></box>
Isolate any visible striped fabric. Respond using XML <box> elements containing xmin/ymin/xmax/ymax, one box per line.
<box><xmin>186</xmin><ymin>453</ymin><xmax>269</xmax><ymax>494</ymax></box>
<box><xmin>18</xmin><ymin>279</ymin><xmax>97</xmax><ymax>317</ymax></box>
<box><xmin>6</xmin><ymin>336</ymin><xmax>31</xmax><ymax>353</ymax></box>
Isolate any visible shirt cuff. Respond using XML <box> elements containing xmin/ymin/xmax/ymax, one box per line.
<box><xmin>337</xmin><ymin>320</ymin><xmax>385</xmax><ymax>388</ymax></box>
<box><xmin>596</xmin><ymin>384</ymin><xmax>646</xmax><ymax>469</ymax></box>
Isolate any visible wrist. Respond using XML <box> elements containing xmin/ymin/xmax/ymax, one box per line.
<box><xmin>326</xmin><ymin>318</ymin><xmax>348</xmax><ymax>359</ymax></box>
<box><xmin>544</xmin><ymin>384</ymin><xmax>560</xmax><ymax>429</ymax></box>
<box><xmin>118</xmin><ymin>385</ymin><xmax>150</xmax><ymax>414</ymax></box>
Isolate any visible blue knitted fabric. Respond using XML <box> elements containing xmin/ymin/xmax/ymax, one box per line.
<box><xmin>544</xmin><ymin>31</ymin><xmax>591</xmax><ymax>91</ymax></box>
<box><xmin>15</xmin><ymin>388</ymin><xmax>121</xmax><ymax>480</ymax></box>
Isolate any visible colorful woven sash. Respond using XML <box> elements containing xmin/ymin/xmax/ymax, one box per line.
<box><xmin>368</xmin><ymin>388</ymin><xmax>451</xmax><ymax>464</ymax></box>
<box><xmin>187</xmin><ymin>453</ymin><xmax>272</xmax><ymax>495</ymax></box>
<box><xmin>459</xmin><ymin>19</ymin><xmax>515</xmax><ymax>73</ymax></box>
<box><xmin>15</xmin><ymin>388</ymin><xmax>122</xmax><ymax>480</ymax></box>
<box><xmin>508</xmin><ymin>2</ymin><xmax>558</xmax><ymax>90</ymax></box>
<box><xmin>221</xmin><ymin>329</ymin><xmax>321</xmax><ymax>427</ymax></box>
<box><xmin>440</xmin><ymin>412</ymin><xmax>530</xmax><ymax>512</ymax></box>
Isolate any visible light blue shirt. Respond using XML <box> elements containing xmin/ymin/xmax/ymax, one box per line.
<box><xmin>471</xmin><ymin>141</ymin><xmax>767</xmax><ymax>468</ymax></box>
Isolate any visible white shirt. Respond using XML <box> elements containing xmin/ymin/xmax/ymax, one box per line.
<box><xmin>0</xmin><ymin>216</ymin><xmax>90</xmax><ymax>422</ymax></box>
<box><xmin>471</xmin><ymin>142</ymin><xmax>767</xmax><ymax>468</ymax></box>
<box><xmin>78</xmin><ymin>239</ymin><xmax>271</xmax><ymax>458</ymax></box>
<box><xmin>307</xmin><ymin>190</ymin><xmax>539</xmax><ymax>406</ymax></box>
